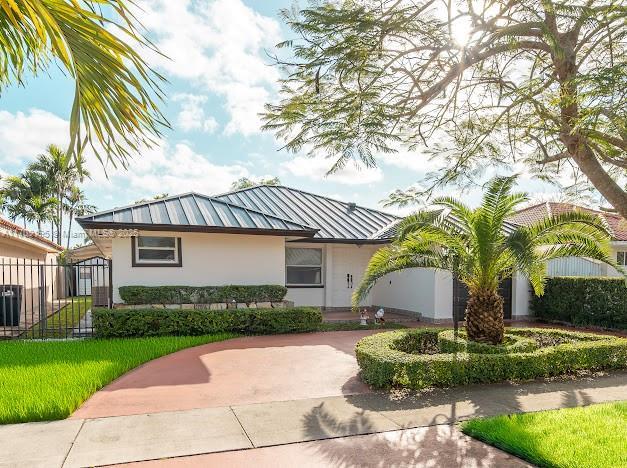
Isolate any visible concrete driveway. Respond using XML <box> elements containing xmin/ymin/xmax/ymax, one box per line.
<box><xmin>72</xmin><ymin>330</ymin><xmax>380</xmax><ymax>419</ymax></box>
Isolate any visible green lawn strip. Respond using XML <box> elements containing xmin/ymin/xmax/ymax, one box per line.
<box><xmin>461</xmin><ymin>402</ymin><xmax>627</xmax><ymax>468</ymax></box>
<box><xmin>27</xmin><ymin>297</ymin><xmax>92</xmax><ymax>338</ymax></box>
<box><xmin>318</xmin><ymin>322</ymin><xmax>407</xmax><ymax>331</ymax></box>
<box><xmin>0</xmin><ymin>333</ymin><xmax>237</xmax><ymax>424</ymax></box>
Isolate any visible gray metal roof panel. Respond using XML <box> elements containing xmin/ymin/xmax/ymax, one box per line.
<box><xmin>78</xmin><ymin>192</ymin><xmax>317</xmax><ymax>234</ymax></box>
<box><xmin>215</xmin><ymin>185</ymin><xmax>400</xmax><ymax>241</ymax></box>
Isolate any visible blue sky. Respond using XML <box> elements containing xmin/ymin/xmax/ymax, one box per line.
<box><xmin>0</xmin><ymin>0</ymin><xmax>564</xmax><ymax>244</ymax></box>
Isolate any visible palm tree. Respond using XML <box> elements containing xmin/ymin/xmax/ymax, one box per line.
<box><xmin>29</xmin><ymin>145</ymin><xmax>90</xmax><ymax>244</ymax></box>
<box><xmin>1</xmin><ymin>175</ymin><xmax>30</xmax><ymax>227</ymax></box>
<box><xmin>1</xmin><ymin>1</ymin><xmax>166</xmax><ymax>167</ymax></box>
<box><xmin>64</xmin><ymin>187</ymin><xmax>96</xmax><ymax>249</ymax></box>
<box><xmin>354</xmin><ymin>176</ymin><xmax>617</xmax><ymax>344</ymax></box>
<box><xmin>23</xmin><ymin>195</ymin><xmax>57</xmax><ymax>233</ymax></box>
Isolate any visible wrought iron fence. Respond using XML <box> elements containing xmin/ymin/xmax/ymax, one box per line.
<box><xmin>0</xmin><ymin>258</ymin><xmax>112</xmax><ymax>339</ymax></box>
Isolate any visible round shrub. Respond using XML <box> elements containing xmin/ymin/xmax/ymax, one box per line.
<box><xmin>438</xmin><ymin>330</ymin><xmax>538</xmax><ymax>354</ymax></box>
<box><xmin>355</xmin><ymin>328</ymin><xmax>627</xmax><ymax>389</ymax></box>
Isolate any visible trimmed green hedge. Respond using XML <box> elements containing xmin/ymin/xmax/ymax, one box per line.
<box><xmin>118</xmin><ymin>285</ymin><xmax>288</xmax><ymax>305</ymax></box>
<box><xmin>355</xmin><ymin>328</ymin><xmax>627</xmax><ymax>389</ymax></box>
<box><xmin>531</xmin><ymin>277</ymin><xmax>627</xmax><ymax>330</ymax></box>
<box><xmin>93</xmin><ymin>307</ymin><xmax>322</xmax><ymax>338</ymax></box>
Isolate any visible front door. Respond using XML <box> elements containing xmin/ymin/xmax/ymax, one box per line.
<box><xmin>331</xmin><ymin>246</ymin><xmax>377</xmax><ymax>307</ymax></box>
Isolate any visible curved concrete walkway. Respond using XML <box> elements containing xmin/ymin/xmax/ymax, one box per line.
<box><xmin>72</xmin><ymin>330</ymin><xmax>380</xmax><ymax>419</ymax></box>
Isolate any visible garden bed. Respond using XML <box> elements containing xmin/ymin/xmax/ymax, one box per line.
<box><xmin>355</xmin><ymin>328</ymin><xmax>627</xmax><ymax>389</ymax></box>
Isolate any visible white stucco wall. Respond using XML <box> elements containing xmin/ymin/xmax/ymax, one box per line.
<box><xmin>512</xmin><ymin>272</ymin><xmax>531</xmax><ymax>318</ymax></box>
<box><xmin>112</xmin><ymin>231</ymin><xmax>285</xmax><ymax>303</ymax></box>
<box><xmin>370</xmin><ymin>268</ymin><xmax>452</xmax><ymax>320</ymax></box>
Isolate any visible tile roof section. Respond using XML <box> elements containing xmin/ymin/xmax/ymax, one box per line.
<box><xmin>508</xmin><ymin>202</ymin><xmax>627</xmax><ymax>241</ymax></box>
<box><xmin>77</xmin><ymin>192</ymin><xmax>318</xmax><ymax>235</ymax></box>
<box><xmin>215</xmin><ymin>185</ymin><xmax>400</xmax><ymax>241</ymax></box>
<box><xmin>0</xmin><ymin>217</ymin><xmax>64</xmax><ymax>251</ymax></box>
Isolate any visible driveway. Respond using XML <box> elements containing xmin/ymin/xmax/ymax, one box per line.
<box><xmin>72</xmin><ymin>330</ymin><xmax>380</xmax><ymax>419</ymax></box>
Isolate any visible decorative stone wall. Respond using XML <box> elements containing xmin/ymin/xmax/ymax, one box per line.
<box><xmin>114</xmin><ymin>300</ymin><xmax>295</xmax><ymax>310</ymax></box>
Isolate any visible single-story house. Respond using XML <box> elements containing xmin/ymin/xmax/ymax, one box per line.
<box><xmin>0</xmin><ymin>217</ymin><xmax>65</xmax><ymax>333</ymax></box>
<box><xmin>508</xmin><ymin>202</ymin><xmax>627</xmax><ymax>277</ymax></box>
<box><xmin>77</xmin><ymin>185</ymin><xmax>531</xmax><ymax>322</ymax></box>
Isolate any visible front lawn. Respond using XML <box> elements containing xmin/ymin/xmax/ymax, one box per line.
<box><xmin>461</xmin><ymin>402</ymin><xmax>627</xmax><ymax>468</ymax></box>
<box><xmin>0</xmin><ymin>333</ymin><xmax>237</xmax><ymax>424</ymax></box>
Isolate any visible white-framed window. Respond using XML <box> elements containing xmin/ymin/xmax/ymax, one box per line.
<box><xmin>286</xmin><ymin>247</ymin><xmax>323</xmax><ymax>286</ymax></box>
<box><xmin>78</xmin><ymin>267</ymin><xmax>91</xmax><ymax>280</ymax></box>
<box><xmin>617</xmin><ymin>251</ymin><xmax>627</xmax><ymax>266</ymax></box>
<box><xmin>133</xmin><ymin>236</ymin><xmax>181</xmax><ymax>266</ymax></box>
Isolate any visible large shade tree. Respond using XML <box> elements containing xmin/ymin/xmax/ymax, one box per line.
<box><xmin>1</xmin><ymin>0</ymin><xmax>166</xmax><ymax>167</ymax></box>
<box><xmin>264</xmin><ymin>1</ymin><xmax>627</xmax><ymax>215</ymax></box>
<box><xmin>353</xmin><ymin>176</ymin><xmax>617</xmax><ymax>344</ymax></box>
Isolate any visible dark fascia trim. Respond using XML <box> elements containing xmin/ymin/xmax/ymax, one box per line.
<box><xmin>287</xmin><ymin>237</ymin><xmax>392</xmax><ymax>245</ymax></box>
<box><xmin>286</xmin><ymin>284</ymin><xmax>325</xmax><ymax>289</ymax></box>
<box><xmin>131</xmin><ymin>236</ymin><xmax>183</xmax><ymax>267</ymax></box>
<box><xmin>78</xmin><ymin>221</ymin><xmax>318</xmax><ymax>238</ymax></box>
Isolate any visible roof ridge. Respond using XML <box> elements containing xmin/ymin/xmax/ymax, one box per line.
<box><xmin>216</xmin><ymin>184</ymin><xmax>401</xmax><ymax>219</ymax></box>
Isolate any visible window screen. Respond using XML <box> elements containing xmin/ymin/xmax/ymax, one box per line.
<box><xmin>286</xmin><ymin>247</ymin><xmax>322</xmax><ymax>285</ymax></box>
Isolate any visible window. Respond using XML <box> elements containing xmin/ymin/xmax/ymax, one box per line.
<box><xmin>286</xmin><ymin>247</ymin><xmax>323</xmax><ymax>286</ymax></box>
<box><xmin>132</xmin><ymin>236</ymin><xmax>181</xmax><ymax>266</ymax></box>
<box><xmin>617</xmin><ymin>251</ymin><xmax>627</xmax><ymax>266</ymax></box>
<box><xmin>78</xmin><ymin>267</ymin><xmax>91</xmax><ymax>280</ymax></box>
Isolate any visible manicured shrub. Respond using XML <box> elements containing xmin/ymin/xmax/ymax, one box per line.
<box><xmin>531</xmin><ymin>277</ymin><xmax>627</xmax><ymax>330</ymax></box>
<box><xmin>92</xmin><ymin>307</ymin><xmax>322</xmax><ymax>338</ymax></box>
<box><xmin>355</xmin><ymin>328</ymin><xmax>627</xmax><ymax>389</ymax></box>
<box><xmin>118</xmin><ymin>285</ymin><xmax>288</xmax><ymax>305</ymax></box>
<box><xmin>438</xmin><ymin>330</ymin><xmax>538</xmax><ymax>354</ymax></box>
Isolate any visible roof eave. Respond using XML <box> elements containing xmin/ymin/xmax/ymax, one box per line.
<box><xmin>77</xmin><ymin>220</ymin><xmax>319</xmax><ymax>238</ymax></box>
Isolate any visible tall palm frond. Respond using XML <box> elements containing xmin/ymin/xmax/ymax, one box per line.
<box><xmin>0</xmin><ymin>0</ymin><xmax>167</xmax><ymax>167</ymax></box>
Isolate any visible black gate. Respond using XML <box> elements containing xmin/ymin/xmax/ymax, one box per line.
<box><xmin>453</xmin><ymin>277</ymin><xmax>512</xmax><ymax>322</ymax></box>
<box><xmin>0</xmin><ymin>258</ymin><xmax>112</xmax><ymax>339</ymax></box>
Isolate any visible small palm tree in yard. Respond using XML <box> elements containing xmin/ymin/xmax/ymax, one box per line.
<box><xmin>354</xmin><ymin>176</ymin><xmax>618</xmax><ymax>345</ymax></box>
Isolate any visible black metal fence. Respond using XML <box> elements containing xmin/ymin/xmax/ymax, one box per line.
<box><xmin>0</xmin><ymin>258</ymin><xmax>112</xmax><ymax>339</ymax></box>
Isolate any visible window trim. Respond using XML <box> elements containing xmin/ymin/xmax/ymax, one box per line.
<box><xmin>131</xmin><ymin>236</ymin><xmax>182</xmax><ymax>267</ymax></box>
<box><xmin>285</xmin><ymin>247</ymin><xmax>323</xmax><ymax>287</ymax></box>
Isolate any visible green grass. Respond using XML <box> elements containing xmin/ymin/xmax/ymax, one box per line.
<box><xmin>0</xmin><ymin>333</ymin><xmax>237</xmax><ymax>424</ymax></box>
<box><xmin>461</xmin><ymin>402</ymin><xmax>627</xmax><ymax>468</ymax></box>
<box><xmin>27</xmin><ymin>297</ymin><xmax>92</xmax><ymax>338</ymax></box>
<box><xmin>318</xmin><ymin>322</ymin><xmax>408</xmax><ymax>331</ymax></box>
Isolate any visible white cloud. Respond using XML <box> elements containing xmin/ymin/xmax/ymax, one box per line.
<box><xmin>138</xmin><ymin>0</ymin><xmax>281</xmax><ymax>136</ymax></box>
<box><xmin>281</xmin><ymin>156</ymin><xmax>383</xmax><ymax>185</ymax></box>
<box><xmin>0</xmin><ymin>109</ymin><xmax>68</xmax><ymax>164</ymax></box>
<box><xmin>378</xmin><ymin>149</ymin><xmax>444</xmax><ymax>173</ymax></box>
<box><xmin>84</xmin><ymin>141</ymin><xmax>249</xmax><ymax>196</ymax></box>
<box><xmin>172</xmin><ymin>94</ymin><xmax>219</xmax><ymax>133</ymax></box>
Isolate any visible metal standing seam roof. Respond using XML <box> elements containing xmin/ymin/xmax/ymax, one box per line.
<box><xmin>76</xmin><ymin>192</ymin><xmax>318</xmax><ymax>235</ymax></box>
<box><xmin>215</xmin><ymin>185</ymin><xmax>401</xmax><ymax>241</ymax></box>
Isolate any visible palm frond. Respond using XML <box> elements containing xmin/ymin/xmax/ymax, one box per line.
<box><xmin>1</xmin><ymin>1</ymin><xmax>167</xmax><ymax>168</ymax></box>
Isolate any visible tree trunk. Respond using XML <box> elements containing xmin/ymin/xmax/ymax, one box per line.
<box><xmin>66</xmin><ymin>213</ymin><xmax>73</xmax><ymax>250</ymax></box>
<box><xmin>465</xmin><ymin>289</ymin><xmax>504</xmax><ymax>344</ymax></box>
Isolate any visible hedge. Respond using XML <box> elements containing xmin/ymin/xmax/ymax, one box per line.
<box><xmin>92</xmin><ymin>307</ymin><xmax>322</xmax><ymax>338</ymax></box>
<box><xmin>118</xmin><ymin>285</ymin><xmax>288</xmax><ymax>305</ymax></box>
<box><xmin>531</xmin><ymin>277</ymin><xmax>627</xmax><ymax>330</ymax></box>
<box><xmin>355</xmin><ymin>328</ymin><xmax>627</xmax><ymax>389</ymax></box>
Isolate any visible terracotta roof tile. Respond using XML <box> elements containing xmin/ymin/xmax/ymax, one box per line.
<box><xmin>0</xmin><ymin>217</ymin><xmax>64</xmax><ymax>251</ymax></box>
<box><xmin>508</xmin><ymin>202</ymin><xmax>627</xmax><ymax>241</ymax></box>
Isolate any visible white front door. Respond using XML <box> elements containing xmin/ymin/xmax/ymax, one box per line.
<box><xmin>330</xmin><ymin>246</ymin><xmax>377</xmax><ymax>307</ymax></box>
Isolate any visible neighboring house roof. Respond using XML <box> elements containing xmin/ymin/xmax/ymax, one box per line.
<box><xmin>0</xmin><ymin>217</ymin><xmax>63</xmax><ymax>252</ymax></box>
<box><xmin>67</xmin><ymin>243</ymin><xmax>106</xmax><ymax>262</ymax></box>
<box><xmin>215</xmin><ymin>185</ymin><xmax>400</xmax><ymax>242</ymax></box>
<box><xmin>77</xmin><ymin>192</ymin><xmax>318</xmax><ymax>237</ymax></box>
<box><xmin>508</xmin><ymin>201</ymin><xmax>627</xmax><ymax>241</ymax></box>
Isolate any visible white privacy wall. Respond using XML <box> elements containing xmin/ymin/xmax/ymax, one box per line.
<box><xmin>371</xmin><ymin>268</ymin><xmax>453</xmax><ymax>320</ymax></box>
<box><xmin>112</xmin><ymin>231</ymin><xmax>285</xmax><ymax>303</ymax></box>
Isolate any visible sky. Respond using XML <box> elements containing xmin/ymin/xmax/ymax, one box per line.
<box><xmin>0</xmin><ymin>0</ymin><xmax>565</xmax><ymax>244</ymax></box>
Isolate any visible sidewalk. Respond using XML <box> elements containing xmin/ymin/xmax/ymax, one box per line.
<box><xmin>3</xmin><ymin>371</ymin><xmax>626</xmax><ymax>467</ymax></box>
